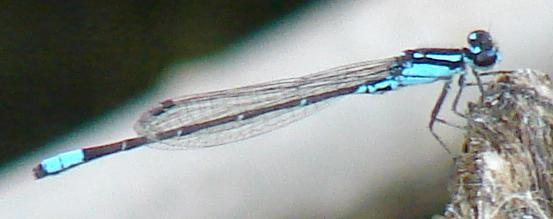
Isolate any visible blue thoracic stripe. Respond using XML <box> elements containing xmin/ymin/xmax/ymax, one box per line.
<box><xmin>413</xmin><ymin>53</ymin><xmax>424</xmax><ymax>58</ymax></box>
<box><xmin>424</xmin><ymin>54</ymin><xmax>463</xmax><ymax>62</ymax></box>
<box><xmin>401</xmin><ymin>63</ymin><xmax>463</xmax><ymax>78</ymax></box>
<box><xmin>411</xmin><ymin>52</ymin><xmax>464</xmax><ymax>63</ymax></box>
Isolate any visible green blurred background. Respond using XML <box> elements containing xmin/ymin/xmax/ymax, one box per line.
<box><xmin>0</xmin><ymin>1</ymin><xmax>317</xmax><ymax>167</ymax></box>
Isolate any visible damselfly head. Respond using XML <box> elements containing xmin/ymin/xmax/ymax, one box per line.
<box><xmin>465</xmin><ymin>30</ymin><xmax>500</xmax><ymax>69</ymax></box>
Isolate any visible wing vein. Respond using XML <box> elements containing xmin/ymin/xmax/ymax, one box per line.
<box><xmin>134</xmin><ymin>57</ymin><xmax>398</xmax><ymax>149</ymax></box>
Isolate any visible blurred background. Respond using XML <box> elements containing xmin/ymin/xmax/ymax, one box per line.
<box><xmin>2</xmin><ymin>1</ymin><xmax>553</xmax><ymax>218</ymax></box>
<box><xmin>0</xmin><ymin>0</ymin><xmax>314</xmax><ymax>171</ymax></box>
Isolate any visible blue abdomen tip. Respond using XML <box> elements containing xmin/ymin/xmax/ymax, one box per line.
<box><xmin>40</xmin><ymin>149</ymin><xmax>85</xmax><ymax>174</ymax></box>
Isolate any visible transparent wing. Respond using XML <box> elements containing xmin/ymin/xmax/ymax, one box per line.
<box><xmin>134</xmin><ymin>57</ymin><xmax>399</xmax><ymax>149</ymax></box>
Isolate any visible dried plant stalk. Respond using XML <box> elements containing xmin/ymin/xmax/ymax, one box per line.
<box><xmin>440</xmin><ymin>69</ymin><xmax>553</xmax><ymax>219</ymax></box>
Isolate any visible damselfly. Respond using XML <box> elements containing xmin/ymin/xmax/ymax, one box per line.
<box><xmin>33</xmin><ymin>30</ymin><xmax>500</xmax><ymax>179</ymax></box>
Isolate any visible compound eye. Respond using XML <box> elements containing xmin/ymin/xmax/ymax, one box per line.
<box><xmin>473</xmin><ymin>49</ymin><xmax>499</xmax><ymax>68</ymax></box>
<box><xmin>468</xmin><ymin>30</ymin><xmax>494</xmax><ymax>52</ymax></box>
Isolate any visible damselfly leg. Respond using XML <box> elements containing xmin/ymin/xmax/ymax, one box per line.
<box><xmin>428</xmin><ymin>70</ymin><xmax>511</xmax><ymax>154</ymax></box>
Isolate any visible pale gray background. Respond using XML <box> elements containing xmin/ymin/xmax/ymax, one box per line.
<box><xmin>2</xmin><ymin>1</ymin><xmax>553</xmax><ymax>218</ymax></box>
